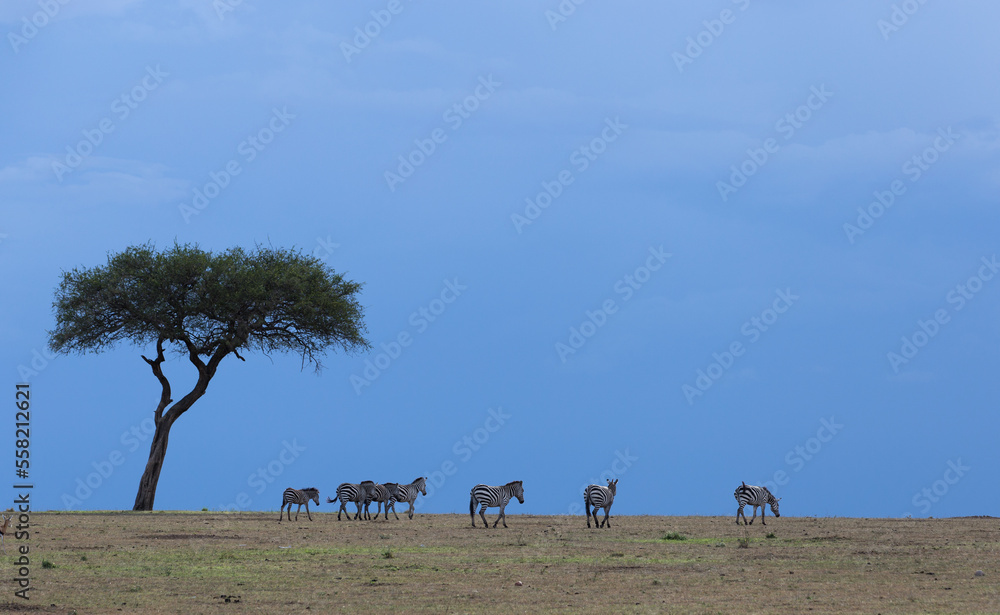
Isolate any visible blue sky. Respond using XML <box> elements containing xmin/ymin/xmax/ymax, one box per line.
<box><xmin>2</xmin><ymin>1</ymin><xmax>997</xmax><ymax>518</ymax></box>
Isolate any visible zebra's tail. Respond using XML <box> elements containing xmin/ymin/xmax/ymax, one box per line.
<box><xmin>469</xmin><ymin>491</ymin><xmax>475</xmax><ymax>519</ymax></box>
<box><xmin>326</xmin><ymin>495</ymin><xmax>338</xmax><ymax>504</ymax></box>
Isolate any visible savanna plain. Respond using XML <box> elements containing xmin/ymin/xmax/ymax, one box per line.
<box><xmin>7</xmin><ymin>512</ymin><xmax>999</xmax><ymax>614</ymax></box>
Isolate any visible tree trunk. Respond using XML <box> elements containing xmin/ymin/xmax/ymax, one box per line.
<box><xmin>132</xmin><ymin>341</ymin><xmax>225</xmax><ymax>511</ymax></box>
<box><xmin>132</xmin><ymin>414</ymin><xmax>177</xmax><ymax>511</ymax></box>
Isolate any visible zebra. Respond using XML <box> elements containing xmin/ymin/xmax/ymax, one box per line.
<box><xmin>327</xmin><ymin>483</ymin><xmax>367</xmax><ymax>520</ymax></box>
<box><xmin>384</xmin><ymin>477</ymin><xmax>427</xmax><ymax>520</ymax></box>
<box><xmin>584</xmin><ymin>478</ymin><xmax>618</xmax><ymax>529</ymax></box>
<box><xmin>278</xmin><ymin>487</ymin><xmax>320</xmax><ymax>522</ymax></box>
<box><xmin>469</xmin><ymin>480</ymin><xmax>524</xmax><ymax>528</ymax></box>
<box><xmin>734</xmin><ymin>481</ymin><xmax>781</xmax><ymax>525</ymax></box>
<box><xmin>360</xmin><ymin>481</ymin><xmax>396</xmax><ymax>521</ymax></box>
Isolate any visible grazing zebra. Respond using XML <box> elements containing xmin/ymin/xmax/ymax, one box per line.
<box><xmin>385</xmin><ymin>477</ymin><xmax>427</xmax><ymax>520</ymax></box>
<box><xmin>327</xmin><ymin>483</ymin><xmax>367</xmax><ymax>520</ymax></box>
<box><xmin>360</xmin><ymin>481</ymin><xmax>395</xmax><ymax>521</ymax></box>
<box><xmin>584</xmin><ymin>478</ymin><xmax>618</xmax><ymax>529</ymax></box>
<box><xmin>278</xmin><ymin>487</ymin><xmax>320</xmax><ymax>522</ymax></box>
<box><xmin>734</xmin><ymin>481</ymin><xmax>781</xmax><ymax>526</ymax></box>
<box><xmin>469</xmin><ymin>480</ymin><xmax>524</xmax><ymax>528</ymax></box>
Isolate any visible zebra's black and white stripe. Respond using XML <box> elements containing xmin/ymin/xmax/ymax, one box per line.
<box><xmin>278</xmin><ymin>487</ymin><xmax>319</xmax><ymax>522</ymax></box>
<box><xmin>469</xmin><ymin>480</ymin><xmax>524</xmax><ymax>528</ymax></box>
<box><xmin>734</xmin><ymin>481</ymin><xmax>781</xmax><ymax>525</ymax></box>
<box><xmin>327</xmin><ymin>483</ymin><xmax>367</xmax><ymax>520</ymax></box>
<box><xmin>584</xmin><ymin>479</ymin><xmax>617</xmax><ymax>529</ymax></box>
<box><xmin>385</xmin><ymin>477</ymin><xmax>427</xmax><ymax>520</ymax></box>
<box><xmin>360</xmin><ymin>481</ymin><xmax>395</xmax><ymax>520</ymax></box>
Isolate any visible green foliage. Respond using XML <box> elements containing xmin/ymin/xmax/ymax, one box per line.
<box><xmin>661</xmin><ymin>532</ymin><xmax>686</xmax><ymax>541</ymax></box>
<box><xmin>49</xmin><ymin>242</ymin><xmax>370</xmax><ymax>369</ymax></box>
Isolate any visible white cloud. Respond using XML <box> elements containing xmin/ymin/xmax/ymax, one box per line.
<box><xmin>0</xmin><ymin>155</ymin><xmax>188</xmax><ymax>206</ymax></box>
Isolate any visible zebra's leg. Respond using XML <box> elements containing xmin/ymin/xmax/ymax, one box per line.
<box><xmin>278</xmin><ymin>503</ymin><xmax>285</xmax><ymax>523</ymax></box>
<box><xmin>496</xmin><ymin>503</ymin><xmax>507</xmax><ymax>528</ymax></box>
<box><xmin>479</xmin><ymin>504</ymin><xmax>490</xmax><ymax>529</ymax></box>
<box><xmin>602</xmin><ymin>505</ymin><xmax>611</xmax><ymax>528</ymax></box>
<box><xmin>305</xmin><ymin>502</ymin><xmax>312</xmax><ymax>521</ymax></box>
<box><xmin>736</xmin><ymin>504</ymin><xmax>744</xmax><ymax>525</ymax></box>
<box><xmin>390</xmin><ymin>501</ymin><xmax>399</xmax><ymax>521</ymax></box>
<box><xmin>749</xmin><ymin>504</ymin><xmax>758</xmax><ymax>525</ymax></box>
<box><xmin>760</xmin><ymin>504</ymin><xmax>766</xmax><ymax>526</ymax></box>
<box><xmin>585</xmin><ymin>496</ymin><xmax>591</xmax><ymax>528</ymax></box>
<box><xmin>407</xmin><ymin>500</ymin><xmax>415</xmax><ymax>520</ymax></box>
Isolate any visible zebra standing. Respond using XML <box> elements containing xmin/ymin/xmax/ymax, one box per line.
<box><xmin>584</xmin><ymin>478</ymin><xmax>618</xmax><ymax>529</ymax></box>
<box><xmin>385</xmin><ymin>477</ymin><xmax>427</xmax><ymax>520</ymax></box>
<box><xmin>734</xmin><ymin>481</ymin><xmax>781</xmax><ymax>525</ymax></box>
<box><xmin>278</xmin><ymin>487</ymin><xmax>320</xmax><ymax>522</ymax></box>
<box><xmin>327</xmin><ymin>483</ymin><xmax>367</xmax><ymax>520</ymax></box>
<box><xmin>360</xmin><ymin>481</ymin><xmax>396</xmax><ymax>521</ymax></box>
<box><xmin>469</xmin><ymin>480</ymin><xmax>524</xmax><ymax>528</ymax></box>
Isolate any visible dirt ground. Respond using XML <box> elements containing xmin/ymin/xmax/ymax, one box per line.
<box><xmin>4</xmin><ymin>512</ymin><xmax>999</xmax><ymax>613</ymax></box>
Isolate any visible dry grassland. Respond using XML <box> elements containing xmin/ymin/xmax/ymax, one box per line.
<box><xmin>6</xmin><ymin>512</ymin><xmax>999</xmax><ymax>613</ymax></box>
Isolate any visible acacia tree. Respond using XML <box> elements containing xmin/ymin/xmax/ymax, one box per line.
<box><xmin>49</xmin><ymin>243</ymin><xmax>370</xmax><ymax>511</ymax></box>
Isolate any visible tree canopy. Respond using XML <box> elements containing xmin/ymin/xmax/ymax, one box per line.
<box><xmin>49</xmin><ymin>242</ymin><xmax>370</xmax><ymax>510</ymax></box>
<box><xmin>50</xmin><ymin>242</ymin><xmax>369</xmax><ymax>367</ymax></box>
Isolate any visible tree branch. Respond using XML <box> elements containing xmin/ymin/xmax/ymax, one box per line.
<box><xmin>141</xmin><ymin>337</ymin><xmax>173</xmax><ymax>425</ymax></box>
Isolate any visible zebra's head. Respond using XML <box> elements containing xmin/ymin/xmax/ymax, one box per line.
<box><xmin>510</xmin><ymin>480</ymin><xmax>524</xmax><ymax>504</ymax></box>
<box><xmin>607</xmin><ymin>478</ymin><xmax>618</xmax><ymax>496</ymax></box>
<box><xmin>414</xmin><ymin>476</ymin><xmax>428</xmax><ymax>495</ymax></box>
<box><xmin>770</xmin><ymin>496</ymin><xmax>781</xmax><ymax>518</ymax></box>
<box><xmin>302</xmin><ymin>487</ymin><xmax>320</xmax><ymax>505</ymax></box>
